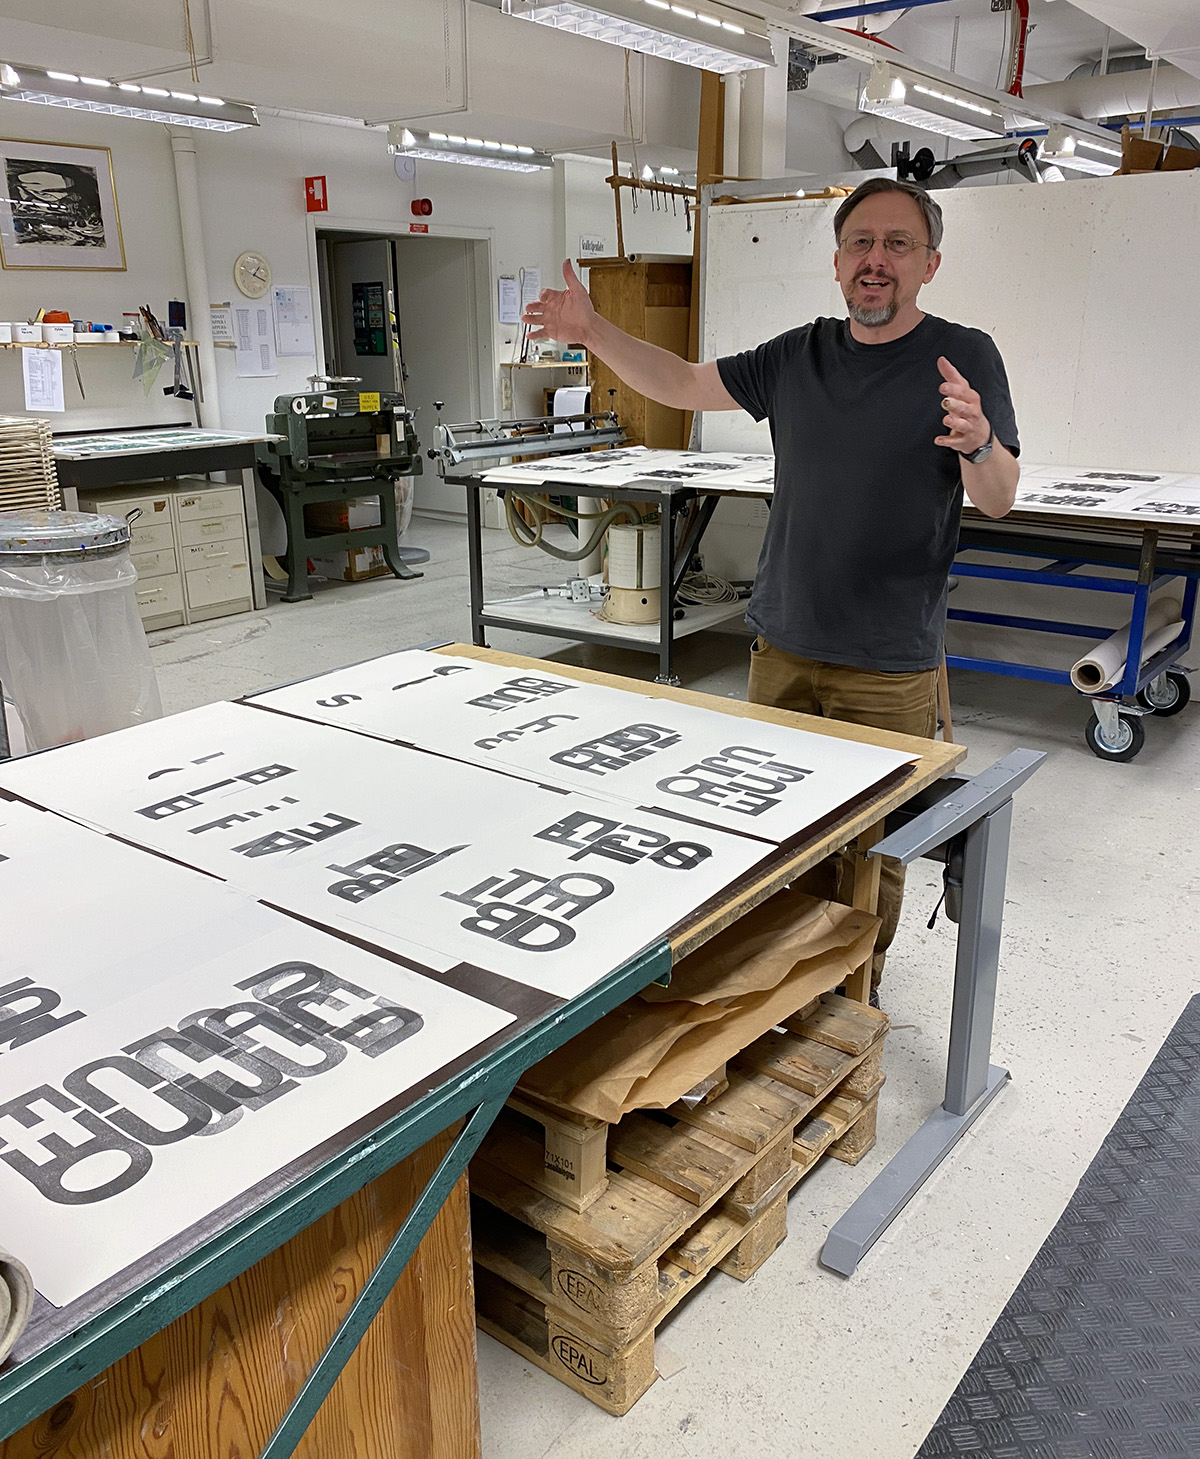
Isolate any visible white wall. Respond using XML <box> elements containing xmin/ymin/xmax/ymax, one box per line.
<box><xmin>0</xmin><ymin>105</ymin><xmax>190</xmax><ymax>430</ymax></box>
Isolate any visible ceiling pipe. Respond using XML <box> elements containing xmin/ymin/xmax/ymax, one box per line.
<box><xmin>1027</xmin><ymin>63</ymin><xmax>1200</xmax><ymax>121</ymax></box>
<box><xmin>812</xmin><ymin>0</ymin><xmax>945</xmax><ymax>21</ymax></box>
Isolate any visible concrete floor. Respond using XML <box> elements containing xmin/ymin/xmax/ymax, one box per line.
<box><xmin>147</xmin><ymin>516</ymin><xmax>1200</xmax><ymax>1459</ymax></box>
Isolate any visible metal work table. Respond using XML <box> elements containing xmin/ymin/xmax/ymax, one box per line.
<box><xmin>461</xmin><ymin>475</ymin><xmax>745</xmax><ymax>686</ymax></box>
<box><xmin>952</xmin><ymin>506</ymin><xmax>1199</xmax><ymax>760</ymax></box>
<box><xmin>51</xmin><ymin>427</ymin><xmax>272</xmax><ymax>611</ymax></box>
<box><xmin>0</xmin><ymin>642</ymin><xmax>1040</xmax><ymax>1454</ymax></box>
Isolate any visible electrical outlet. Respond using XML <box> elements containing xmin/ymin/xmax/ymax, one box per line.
<box><xmin>569</xmin><ymin>577</ymin><xmax>590</xmax><ymax>603</ymax></box>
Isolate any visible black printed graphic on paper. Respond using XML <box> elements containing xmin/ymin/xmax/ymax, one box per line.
<box><xmin>549</xmin><ymin>722</ymin><xmax>681</xmax><ymax>776</ymax></box>
<box><xmin>656</xmin><ymin>745</ymin><xmax>812</xmax><ymax>817</ymax></box>
<box><xmin>442</xmin><ymin>868</ymin><xmax>613</xmax><ymax>952</ymax></box>
<box><xmin>0</xmin><ymin>962</ymin><xmax>423</xmax><ymax>1206</ymax></box>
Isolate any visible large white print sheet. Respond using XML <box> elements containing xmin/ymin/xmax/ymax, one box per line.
<box><xmin>247</xmin><ymin>652</ymin><xmax>917</xmax><ymax>844</ymax></box>
<box><xmin>0</xmin><ymin>703</ymin><xmax>773</xmax><ymax>998</ymax></box>
<box><xmin>0</xmin><ymin>800</ymin><xmax>513</xmax><ymax>1308</ymax></box>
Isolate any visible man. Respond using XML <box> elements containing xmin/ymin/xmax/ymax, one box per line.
<box><xmin>523</xmin><ymin>178</ymin><xmax>1020</xmax><ymax>991</ymax></box>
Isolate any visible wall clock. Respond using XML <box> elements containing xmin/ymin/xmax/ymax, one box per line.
<box><xmin>234</xmin><ymin>250</ymin><xmax>272</xmax><ymax>299</ymax></box>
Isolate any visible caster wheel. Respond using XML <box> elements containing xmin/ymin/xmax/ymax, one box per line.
<box><xmin>1136</xmin><ymin>670</ymin><xmax>1191</xmax><ymax>717</ymax></box>
<box><xmin>1084</xmin><ymin>711</ymin><xmax>1145</xmax><ymax>762</ymax></box>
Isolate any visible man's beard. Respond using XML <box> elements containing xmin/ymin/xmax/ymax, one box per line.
<box><xmin>848</xmin><ymin>297</ymin><xmax>898</xmax><ymax>327</ymax></box>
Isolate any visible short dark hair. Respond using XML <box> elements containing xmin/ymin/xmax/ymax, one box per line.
<box><xmin>833</xmin><ymin>178</ymin><xmax>944</xmax><ymax>252</ymax></box>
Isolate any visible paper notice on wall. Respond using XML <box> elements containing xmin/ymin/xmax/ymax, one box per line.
<box><xmin>209</xmin><ymin>303</ymin><xmax>235</xmax><ymax>345</ymax></box>
<box><xmin>272</xmin><ymin>285</ymin><xmax>316</xmax><ymax>357</ymax></box>
<box><xmin>519</xmin><ymin>267</ymin><xmax>542</xmax><ymax>312</ymax></box>
<box><xmin>22</xmin><ymin>346</ymin><xmax>64</xmax><ymax>412</ymax></box>
<box><xmin>233</xmin><ymin>303</ymin><xmax>278</xmax><ymax>377</ymax></box>
<box><xmin>498</xmin><ymin>275</ymin><xmax>520</xmax><ymax>325</ymax></box>
<box><xmin>0</xmin><ymin>799</ymin><xmax>513</xmax><ymax>1309</ymax></box>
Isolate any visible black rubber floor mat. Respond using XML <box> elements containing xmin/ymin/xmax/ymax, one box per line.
<box><xmin>917</xmin><ymin>993</ymin><xmax>1200</xmax><ymax>1459</ymax></box>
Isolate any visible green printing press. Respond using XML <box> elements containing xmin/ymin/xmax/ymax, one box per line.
<box><xmin>256</xmin><ymin>381</ymin><xmax>423</xmax><ymax>602</ymax></box>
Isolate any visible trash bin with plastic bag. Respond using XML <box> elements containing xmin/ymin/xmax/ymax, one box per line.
<box><xmin>0</xmin><ymin>510</ymin><xmax>162</xmax><ymax>754</ymax></box>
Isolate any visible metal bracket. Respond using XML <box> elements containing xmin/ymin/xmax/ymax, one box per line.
<box><xmin>869</xmin><ymin>748</ymin><xmax>1045</xmax><ymax>866</ymax></box>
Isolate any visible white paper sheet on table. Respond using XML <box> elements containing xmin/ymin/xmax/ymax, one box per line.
<box><xmin>1012</xmin><ymin>464</ymin><xmax>1200</xmax><ymax>520</ymax></box>
<box><xmin>0</xmin><ymin>800</ymin><xmax>513</xmax><ymax>1308</ymax></box>
<box><xmin>483</xmin><ymin>448</ymin><xmax>777</xmax><ymax>494</ymax></box>
<box><xmin>0</xmin><ymin>701</ymin><xmax>773</xmax><ymax>998</ymax></box>
<box><xmin>246</xmin><ymin>648</ymin><xmax>657</xmax><ymax>779</ymax></box>
<box><xmin>246</xmin><ymin>651</ymin><xmax>917</xmax><ymax>845</ymax></box>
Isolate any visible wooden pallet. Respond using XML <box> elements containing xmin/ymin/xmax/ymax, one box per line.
<box><xmin>474</xmin><ymin>1167</ymin><xmax>799</xmax><ymax>1415</ymax></box>
<box><xmin>494</xmin><ymin>993</ymin><xmax>880</xmax><ymax>1214</ymax></box>
<box><xmin>472</xmin><ymin>996</ymin><xmax>889</xmax><ymax>1413</ymax></box>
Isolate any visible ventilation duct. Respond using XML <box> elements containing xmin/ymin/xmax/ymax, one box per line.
<box><xmin>1026</xmin><ymin>63</ymin><xmax>1200</xmax><ymax>121</ymax></box>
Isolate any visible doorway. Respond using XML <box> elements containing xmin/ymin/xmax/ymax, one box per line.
<box><xmin>316</xmin><ymin>229</ymin><xmax>492</xmax><ymax>519</ymax></box>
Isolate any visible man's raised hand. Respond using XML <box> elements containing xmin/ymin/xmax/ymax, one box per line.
<box><xmin>521</xmin><ymin>259</ymin><xmax>597</xmax><ymax>345</ymax></box>
<box><xmin>934</xmin><ymin>356</ymin><xmax>991</xmax><ymax>456</ymax></box>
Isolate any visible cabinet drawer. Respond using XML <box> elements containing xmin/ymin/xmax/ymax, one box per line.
<box><xmin>178</xmin><ymin>513</ymin><xmax>244</xmax><ymax>547</ymax></box>
<box><xmin>80</xmin><ymin>493</ymin><xmax>173</xmax><ymax>532</ymax></box>
<box><xmin>134</xmin><ymin>574</ymin><xmax>184</xmax><ymax>619</ymax></box>
<box><xmin>175</xmin><ymin>486</ymin><xmax>242</xmax><ymax>520</ymax></box>
<box><xmin>131</xmin><ymin>546</ymin><xmax>177</xmax><ymax>579</ymax></box>
<box><xmin>180</xmin><ymin>540</ymin><xmax>245</xmax><ymax>570</ymax></box>
<box><xmin>130</xmin><ymin>519</ymin><xmax>175</xmax><ymax>552</ymax></box>
<box><xmin>186</xmin><ymin>561</ymin><xmax>253</xmax><ymax>610</ymax></box>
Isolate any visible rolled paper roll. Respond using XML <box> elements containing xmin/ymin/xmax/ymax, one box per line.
<box><xmin>0</xmin><ymin>1248</ymin><xmax>34</xmax><ymax>1364</ymax></box>
<box><xmin>1070</xmin><ymin>596</ymin><xmax>1184</xmax><ymax>693</ymax></box>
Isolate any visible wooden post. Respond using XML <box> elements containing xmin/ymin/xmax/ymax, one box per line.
<box><xmin>610</xmin><ymin>141</ymin><xmax>625</xmax><ymax>261</ymax></box>
<box><xmin>684</xmin><ymin>70</ymin><xmax>725</xmax><ymax>446</ymax></box>
<box><xmin>843</xmin><ymin>821</ymin><xmax>884</xmax><ymax>1004</ymax></box>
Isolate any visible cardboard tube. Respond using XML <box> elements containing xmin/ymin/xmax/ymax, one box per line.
<box><xmin>0</xmin><ymin>1249</ymin><xmax>34</xmax><ymax>1364</ymax></box>
<box><xmin>1070</xmin><ymin>597</ymin><xmax>1183</xmax><ymax>692</ymax></box>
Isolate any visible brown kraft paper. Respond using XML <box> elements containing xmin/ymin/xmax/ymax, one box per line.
<box><xmin>518</xmin><ymin>892</ymin><xmax>879</xmax><ymax>1123</ymax></box>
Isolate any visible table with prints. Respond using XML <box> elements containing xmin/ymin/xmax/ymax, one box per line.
<box><xmin>0</xmin><ymin>641</ymin><xmax>1039</xmax><ymax>1459</ymax></box>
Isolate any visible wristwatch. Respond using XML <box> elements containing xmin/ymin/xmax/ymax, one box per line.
<box><xmin>958</xmin><ymin>431</ymin><xmax>994</xmax><ymax>465</ymax></box>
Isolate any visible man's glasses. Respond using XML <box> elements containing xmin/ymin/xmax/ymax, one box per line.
<box><xmin>838</xmin><ymin>233</ymin><xmax>934</xmax><ymax>258</ymax></box>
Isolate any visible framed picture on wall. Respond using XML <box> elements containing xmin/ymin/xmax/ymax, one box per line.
<box><xmin>0</xmin><ymin>138</ymin><xmax>126</xmax><ymax>270</ymax></box>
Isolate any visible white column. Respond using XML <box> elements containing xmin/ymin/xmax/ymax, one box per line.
<box><xmin>723</xmin><ymin>73</ymin><xmax>742</xmax><ymax>180</ymax></box>
<box><xmin>170</xmin><ymin>131</ymin><xmax>222</xmax><ymax>428</ymax></box>
<box><xmin>738</xmin><ymin>31</ymin><xmax>789</xmax><ymax>179</ymax></box>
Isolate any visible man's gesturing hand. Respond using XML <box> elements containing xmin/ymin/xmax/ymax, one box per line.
<box><xmin>934</xmin><ymin>356</ymin><xmax>991</xmax><ymax>456</ymax></box>
<box><xmin>522</xmin><ymin>259</ymin><xmax>597</xmax><ymax>346</ymax></box>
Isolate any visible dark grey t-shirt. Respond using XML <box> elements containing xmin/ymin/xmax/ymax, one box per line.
<box><xmin>717</xmin><ymin>313</ymin><xmax>1019</xmax><ymax>672</ymax></box>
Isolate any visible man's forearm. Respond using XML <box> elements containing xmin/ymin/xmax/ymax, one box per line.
<box><xmin>584</xmin><ymin>314</ymin><xmax>705</xmax><ymax>409</ymax></box>
<box><xmin>962</xmin><ymin>442</ymin><xmax>1018</xmax><ymax>518</ymax></box>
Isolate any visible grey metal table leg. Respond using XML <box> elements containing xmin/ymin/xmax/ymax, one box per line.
<box><xmin>242</xmin><ymin>465</ymin><xmax>268</xmax><ymax>610</ymax></box>
<box><xmin>820</xmin><ymin>795</ymin><xmax>1018</xmax><ymax>1278</ymax></box>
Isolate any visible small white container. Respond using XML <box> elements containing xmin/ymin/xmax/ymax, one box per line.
<box><xmin>41</xmin><ymin>323</ymin><xmax>74</xmax><ymax>344</ymax></box>
<box><xmin>0</xmin><ymin>324</ymin><xmax>12</xmax><ymax>344</ymax></box>
<box><xmin>99</xmin><ymin>324</ymin><xmax>120</xmax><ymax>342</ymax></box>
<box><xmin>12</xmin><ymin>322</ymin><xmax>38</xmax><ymax>343</ymax></box>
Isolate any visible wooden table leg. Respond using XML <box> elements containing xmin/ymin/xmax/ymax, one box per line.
<box><xmin>843</xmin><ymin>821</ymin><xmax>884</xmax><ymax>1004</ymax></box>
<box><xmin>1</xmin><ymin>1126</ymin><xmax>481</xmax><ymax>1459</ymax></box>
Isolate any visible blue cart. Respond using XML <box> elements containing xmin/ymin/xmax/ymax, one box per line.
<box><xmin>949</xmin><ymin>515</ymin><xmax>1197</xmax><ymax>762</ymax></box>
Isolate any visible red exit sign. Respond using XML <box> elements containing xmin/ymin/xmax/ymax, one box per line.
<box><xmin>304</xmin><ymin>175</ymin><xmax>328</xmax><ymax>212</ymax></box>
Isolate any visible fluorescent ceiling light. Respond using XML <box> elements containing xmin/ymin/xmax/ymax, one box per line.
<box><xmin>859</xmin><ymin>61</ymin><xmax>1029</xmax><ymax>142</ymax></box>
<box><xmin>503</xmin><ymin>0</ymin><xmax>774</xmax><ymax>75</ymax></box>
<box><xmin>0</xmin><ymin>63</ymin><xmax>257</xmax><ymax>129</ymax></box>
<box><xmin>1040</xmin><ymin>122</ymin><xmax>1120</xmax><ymax>176</ymax></box>
<box><xmin>388</xmin><ymin>124</ymin><xmax>552</xmax><ymax>172</ymax></box>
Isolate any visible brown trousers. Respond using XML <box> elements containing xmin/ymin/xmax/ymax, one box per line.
<box><xmin>747</xmin><ymin>637</ymin><xmax>939</xmax><ymax>987</ymax></box>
